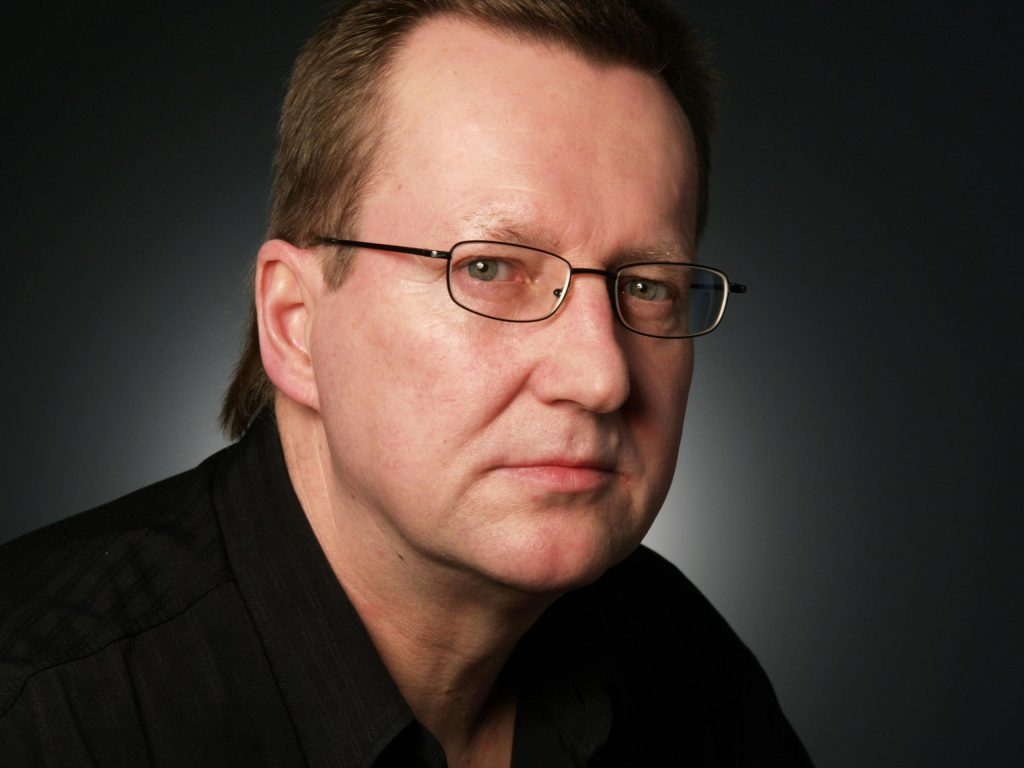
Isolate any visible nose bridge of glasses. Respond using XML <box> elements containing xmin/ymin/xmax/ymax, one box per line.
<box><xmin>567</xmin><ymin>266</ymin><xmax>616</xmax><ymax>293</ymax></box>
<box><xmin>549</xmin><ymin>266</ymin><xmax>619</xmax><ymax>321</ymax></box>
<box><xmin>569</xmin><ymin>266</ymin><xmax>614</xmax><ymax>279</ymax></box>
<box><xmin>552</xmin><ymin>265</ymin><xmax>615</xmax><ymax>298</ymax></box>
<box><xmin>544</xmin><ymin>264</ymin><xmax>622</xmax><ymax>333</ymax></box>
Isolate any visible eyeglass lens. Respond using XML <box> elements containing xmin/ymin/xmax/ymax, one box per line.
<box><xmin>446</xmin><ymin>242</ymin><xmax>727</xmax><ymax>338</ymax></box>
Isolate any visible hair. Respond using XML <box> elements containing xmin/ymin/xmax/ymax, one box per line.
<box><xmin>221</xmin><ymin>0</ymin><xmax>717</xmax><ymax>439</ymax></box>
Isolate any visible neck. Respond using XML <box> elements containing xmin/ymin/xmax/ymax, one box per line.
<box><xmin>275</xmin><ymin>397</ymin><xmax>555</xmax><ymax>765</ymax></box>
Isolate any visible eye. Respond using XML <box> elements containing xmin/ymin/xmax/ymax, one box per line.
<box><xmin>466</xmin><ymin>259</ymin><xmax>509</xmax><ymax>282</ymax></box>
<box><xmin>624</xmin><ymin>278</ymin><xmax>669</xmax><ymax>301</ymax></box>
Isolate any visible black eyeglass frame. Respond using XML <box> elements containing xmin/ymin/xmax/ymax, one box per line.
<box><xmin>313</xmin><ymin>236</ymin><xmax>747</xmax><ymax>339</ymax></box>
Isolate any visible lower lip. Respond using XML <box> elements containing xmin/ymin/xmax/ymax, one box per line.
<box><xmin>500</xmin><ymin>465</ymin><xmax>615</xmax><ymax>493</ymax></box>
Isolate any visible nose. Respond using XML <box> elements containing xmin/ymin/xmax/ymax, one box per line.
<box><xmin>530</xmin><ymin>272</ymin><xmax>631</xmax><ymax>413</ymax></box>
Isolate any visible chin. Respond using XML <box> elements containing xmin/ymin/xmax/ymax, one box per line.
<box><xmin>476</xmin><ymin>520</ymin><xmax>642</xmax><ymax>597</ymax></box>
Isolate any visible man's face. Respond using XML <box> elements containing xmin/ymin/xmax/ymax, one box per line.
<box><xmin>307</xmin><ymin>18</ymin><xmax>698</xmax><ymax>594</ymax></box>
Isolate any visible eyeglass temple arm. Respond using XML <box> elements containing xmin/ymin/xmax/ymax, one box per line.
<box><xmin>314</xmin><ymin>237</ymin><xmax>451</xmax><ymax>260</ymax></box>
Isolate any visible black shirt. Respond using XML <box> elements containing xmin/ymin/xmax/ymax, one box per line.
<box><xmin>0</xmin><ymin>415</ymin><xmax>813</xmax><ymax>766</ymax></box>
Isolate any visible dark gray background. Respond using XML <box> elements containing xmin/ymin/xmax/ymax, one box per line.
<box><xmin>4</xmin><ymin>2</ymin><xmax>1021</xmax><ymax>765</ymax></box>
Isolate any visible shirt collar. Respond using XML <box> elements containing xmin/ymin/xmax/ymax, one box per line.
<box><xmin>213</xmin><ymin>412</ymin><xmax>417</xmax><ymax>768</ymax></box>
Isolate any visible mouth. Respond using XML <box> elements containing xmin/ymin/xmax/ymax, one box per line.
<box><xmin>498</xmin><ymin>460</ymin><xmax>619</xmax><ymax>494</ymax></box>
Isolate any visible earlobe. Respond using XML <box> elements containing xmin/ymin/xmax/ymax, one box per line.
<box><xmin>255</xmin><ymin>239</ymin><xmax>321</xmax><ymax>412</ymax></box>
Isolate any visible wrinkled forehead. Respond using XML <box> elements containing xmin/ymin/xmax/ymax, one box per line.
<box><xmin>366</xmin><ymin>16</ymin><xmax>697</xmax><ymax>250</ymax></box>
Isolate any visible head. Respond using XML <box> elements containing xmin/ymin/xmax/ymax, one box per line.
<box><xmin>233</xmin><ymin>0</ymin><xmax>717</xmax><ymax>595</ymax></box>
<box><xmin>222</xmin><ymin>0</ymin><xmax>715</xmax><ymax>439</ymax></box>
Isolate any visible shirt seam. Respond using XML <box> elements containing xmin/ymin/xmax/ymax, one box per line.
<box><xmin>0</xmin><ymin>577</ymin><xmax>237</xmax><ymax>720</ymax></box>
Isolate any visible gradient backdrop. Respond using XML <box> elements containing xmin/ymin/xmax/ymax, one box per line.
<box><xmin>4</xmin><ymin>2</ymin><xmax>1021</xmax><ymax>765</ymax></box>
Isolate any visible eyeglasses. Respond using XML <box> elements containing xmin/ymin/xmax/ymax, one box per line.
<box><xmin>313</xmin><ymin>237</ymin><xmax>746</xmax><ymax>339</ymax></box>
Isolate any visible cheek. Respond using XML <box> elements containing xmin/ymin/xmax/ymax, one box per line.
<box><xmin>631</xmin><ymin>343</ymin><xmax>693</xmax><ymax>469</ymax></box>
<box><xmin>311</xmin><ymin>288</ymin><xmax>529</xmax><ymax>464</ymax></box>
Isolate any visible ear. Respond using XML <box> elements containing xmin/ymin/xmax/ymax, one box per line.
<box><xmin>255</xmin><ymin>239</ymin><xmax>322</xmax><ymax>412</ymax></box>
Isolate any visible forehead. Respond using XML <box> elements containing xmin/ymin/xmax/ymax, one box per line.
<box><xmin>365</xmin><ymin>16</ymin><xmax>697</xmax><ymax>252</ymax></box>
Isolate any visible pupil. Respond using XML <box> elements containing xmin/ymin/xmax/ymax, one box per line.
<box><xmin>471</xmin><ymin>260</ymin><xmax>495</xmax><ymax>280</ymax></box>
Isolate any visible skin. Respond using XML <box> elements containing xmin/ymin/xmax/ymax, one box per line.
<box><xmin>256</xmin><ymin>17</ymin><xmax>698</xmax><ymax>767</ymax></box>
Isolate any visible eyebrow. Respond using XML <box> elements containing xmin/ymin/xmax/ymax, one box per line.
<box><xmin>460</xmin><ymin>208</ymin><xmax>559</xmax><ymax>251</ymax></box>
<box><xmin>619</xmin><ymin>242</ymin><xmax>692</xmax><ymax>263</ymax></box>
<box><xmin>458</xmin><ymin>207</ymin><xmax>692</xmax><ymax>264</ymax></box>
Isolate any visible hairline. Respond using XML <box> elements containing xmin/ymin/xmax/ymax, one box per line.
<box><xmin>319</xmin><ymin>11</ymin><xmax>696</xmax><ymax>290</ymax></box>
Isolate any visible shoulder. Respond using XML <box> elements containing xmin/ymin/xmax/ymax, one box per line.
<box><xmin>557</xmin><ymin>547</ymin><xmax>814</xmax><ymax>764</ymax></box>
<box><xmin>589</xmin><ymin>545</ymin><xmax>765</xmax><ymax>684</ymax></box>
<box><xmin>0</xmin><ymin>449</ymin><xmax>235</xmax><ymax>717</ymax></box>
<box><xmin>538</xmin><ymin>546</ymin><xmax>765</xmax><ymax>716</ymax></box>
<box><xmin>583</xmin><ymin>545</ymin><xmax>741</xmax><ymax>641</ymax></box>
<box><xmin>536</xmin><ymin>545</ymin><xmax>757</xmax><ymax>682</ymax></box>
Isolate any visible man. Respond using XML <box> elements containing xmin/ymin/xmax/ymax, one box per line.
<box><xmin>1</xmin><ymin>1</ymin><xmax>812</xmax><ymax>765</ymax></box>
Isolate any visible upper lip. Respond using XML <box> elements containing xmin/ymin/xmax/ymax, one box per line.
<box><xmin>503</xmin><ymin>456</ymin><xmax>617</xmax><ymax>472</ymax></box>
